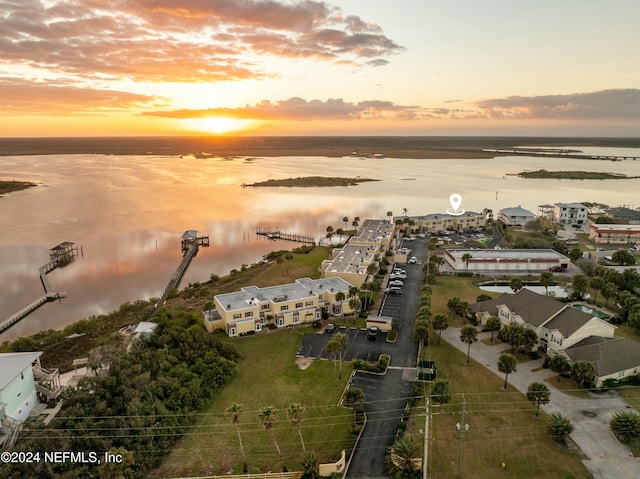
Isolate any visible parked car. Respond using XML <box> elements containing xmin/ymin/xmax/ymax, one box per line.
<box><xmin>389</xmin><ymin>280</ymin><xmax>404</xmax><ymax>287</ymax></box>
<box><xmin>367</xmin><ymin>326</ymin><xmax>379</xmax><ymax>340</ymax></box>
<box><xmin>408</xmin><ymin>256</ymin><xmax>417</xmax><ymax>264</ymax></box>
<box><xmin>390</xmin><ymin>273</ymin><xmax>406</xmax><ymax>280</ymax></box>
<box><xmin>387</xmin><ymin>287</ymin><xmax>403</xmax><ymax>295</ymax></box>
<box><xmin>549</xmin><ymin>266</ymin><xmax>566</xmax><ymax>272</ymax></box>
<box><xmin>325</xmin><ymin>323</ymin><xmax>336</xmax><ymax>333</ymax></box>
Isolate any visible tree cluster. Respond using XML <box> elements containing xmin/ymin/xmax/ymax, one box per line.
<box><xmin>6</xmin><ymin>309</ymin><xmax>239</xmax><ymax>479</ymax></box>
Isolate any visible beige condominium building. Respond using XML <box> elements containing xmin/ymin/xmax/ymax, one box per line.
<box><xmin>320</xmin><ymin>219</ymin><xmax>394</xmax><ymax>287</ymax></box>
<box><xmin>204</xmin><ymin>277</ymin><xmax>354</xmax><ymax>337</ymax></box>
<box><xmin>396</xmin><ymin>211</ymin><xmax>486</xmax><ymax>234</ymax></box>
<box><xmin>589</xmin><ymin>223</ymin><xmax>640</xmax><ymax>244</ymax></box>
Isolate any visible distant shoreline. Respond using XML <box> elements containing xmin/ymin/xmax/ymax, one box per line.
<box><xmin>1</xmin><ymin>136</ymin><xmax>639</xmax><ymax>159</ymax></box>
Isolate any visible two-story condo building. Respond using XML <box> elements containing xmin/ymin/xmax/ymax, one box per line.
<box><xmin>396</xmin><ymin>211</ymin><xmax>486</xmax><ymax>234</ymax></box>
<box><xmin>445</xmin><ymin>249</ymin><xmax>570</xmax><ymax>273</ymax></box>
<box><xmin>204</xmin><ymin>277</ymin><xmax>354</xmax><ymax>337</ymax></box>
<box><xmin>589</xmin><ymin>223</ymin><xmax>640</xmax><ymax>245</ymax></box>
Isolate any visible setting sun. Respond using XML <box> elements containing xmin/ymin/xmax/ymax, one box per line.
<box><xmin>182</xmin><ymin>117</ymin><xmax>255</xmax><ymax>134</ymax></box>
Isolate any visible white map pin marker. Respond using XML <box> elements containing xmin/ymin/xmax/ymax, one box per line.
<box><xmin>447</xmin><ymin>193</ymin><xmax>465</xmax><ymax>216</ymax></box>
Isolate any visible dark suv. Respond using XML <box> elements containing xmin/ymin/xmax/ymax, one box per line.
<box><xmin>367</xmin><ymin>326</ymin><xmax>379</xmax><ymax>340</ymax></box>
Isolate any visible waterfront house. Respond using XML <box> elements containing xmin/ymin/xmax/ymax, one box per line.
<box><xmin>553</xmin><ymin>202</ymin><xmax>587</xmax><ymax>225</ymax></box>
<box><xmin>0</xmin><ymin>351</ymin><xmax>42</xmax><ymax>423</ymax></box>
<box><xmin>396</xmin><ymin>211</ymin><xmax>486</xmax><ymax>234</ymax></box>
<box><xmin>498</xmin><ymin>206</ymin><xmax>537</xmax><ymax>227</ymax></box>
<box><xmin>205</xmin><ymin>277</ymin><xmax>354</xmax><ymax>337</ymax></box>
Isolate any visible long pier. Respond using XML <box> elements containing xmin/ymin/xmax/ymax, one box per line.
<box><xmin>154</xmin><ymin>231</ymin><xmax>209</xmax><ymax>311</ymax></box>
<box><xmin>1</xmin><ymin>242</ymin><xmax>80</xmax><ymax>334</ymax></box>
<box><xmin>256</xmin><ymin>228</ymin><xmax>315</xmax><ymax>245</ymax></box>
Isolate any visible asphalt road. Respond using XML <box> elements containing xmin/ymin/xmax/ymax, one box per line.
<box><xmin>296</xmin><ymin>236</ymin><xmax>429</xmax><ymax>478</ymax></box>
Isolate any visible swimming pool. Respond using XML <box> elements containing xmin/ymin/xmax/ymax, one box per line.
<box><xmin>571</xmin><ymin>303</ymin><xmax>612</xmax><ymax>320</ymax></box>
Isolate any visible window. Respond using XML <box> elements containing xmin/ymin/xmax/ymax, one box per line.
<box><xmin>261</xmin><ymin>304</ymin><xmax>270</xmax><ymax>310</ymax></box>
<box><xmin>277</xmin><ymin>318</ymin><xmax>284</xmax><ymax>326</ymax></box>
<box><xmin>229</xmin><ymin>327</ymin><xmax>237</xmax><ymax>337</ymax></box>
<box><xmin>244</xmin><ymin>311</ymin><xmax>253</xmax><ymax>318</ymax></box>
<box><xmin>233</xmin><ymin>313</ymin><xmax>241</xmax><ymax>319</ymax></box>
<box><xmin>295</xmin><ymin>302</ymin><xmax>303</xmax><ymax>309</ymax></box>
<box><xmin>280</xmin><ymin>305</ymin><xmax>288</xmax><ymax>311</ymax></box>
<box><xmin>293</xmin><ymin>315</ymin><xmax>299</xmax><ymax>324</ymax></box>
<box><xmin>305</xmin><ymin>300</ymin><xmax>314</xmax><ymax>306</ymax></box>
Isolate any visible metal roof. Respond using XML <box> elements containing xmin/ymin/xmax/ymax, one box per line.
<box><xmin>0</xmin><ymin>351</ymin><xmax>42</xmax><ymax>389</ymax></box>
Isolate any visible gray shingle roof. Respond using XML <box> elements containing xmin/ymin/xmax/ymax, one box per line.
<box><xmin>544</xmin><ymin>307</ymin><xmax>594</xmax><ymax>337</ymax></box>
<box><xmin>565</xmin><ymin>337</ymin><xmax>640</xmax><ymax>377</ymax></box>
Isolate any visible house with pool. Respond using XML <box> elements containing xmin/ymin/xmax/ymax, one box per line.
<box><xmin>472</xmin><ymin>289</ymin><xmax>616</xmax><ymax>354</ymax></box>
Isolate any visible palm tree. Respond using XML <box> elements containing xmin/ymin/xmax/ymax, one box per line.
<box><xmin>414</xmin><ymin>319</ymin><xmax>429</xmax><ymax>356</ymax></box>
<box><xmin>325</xmin><ymin>338</ymin><xmax>341</xmax><ymax>388</ymax></box>
<box><xmin>498</xmin><ymin>353</ymin><xmax>517</xmax><ymax>389</ymax></box>
<box><xmin>540</xmin><ymin>271</ymin><xmax>554</xmax><ymax>295</ymax></box>
<box><xmin>527</xmin><ymin>382</ymin><xmax>550</xmax><ymax>416</ymax></box>
<box><xmin>386</xmin><ymin>211</ymin><xmax>393</xmax><ymax>222</ymax></box>
<box><xmin>258</xmin><ymin>405</ymin><xmax>281</xmax><ymax>456</ymax></box>
<box><xmin>349</xmin><ymin>297</ymin><xmax>361</xmax><ymax>320</ymax></box>
<box><xmin>432</xmin><ymin>313</ymin><xmax>448</xmax><ymax>344</ymax></box>
<box><xmin>589</xmin><ymin>276</ymin><xmax>605</xmax><ymax>304</ymax></box>
<box><xmin>447</xmin><ymin>296</ymin><xmax>461</xmax><ymax>319</ymax></box>
<box><xmin>334</xmin><ymin>332</ymin><xmax>348</xmax><ymax>379</ymax></box>
<box><xmin>226</xmin><ymin>403</ymin><xmax>246</xmax><ymax>462</ymax></box>
<box><xmin>485</xmin><ymin>316</ymin><xmax>501</xmax><ymax>342</ymax></box>
<box><xmin>343</xmin><ymin>216</ymin><xmax>349</xmax><ymax>230</ymax></box>
<box><xmin>284</xmin><ymin>252</ymin><xmax>293</xmax><ymax>274</ymax></box>
<box><xmin>461</xmin><ymin>253</ymin><xmax>472</xmax><ymax>270</ymax></box>
<box><xmin>610</xmin><ymin>410</ymin><xmax>640</xmax><ymax>443</ymax></box>
<box><xmin>301</xmin><ymin>451</ymin><xmax>319</xmax><ymax>479</ymax></box>
<box><xmin>571</xmin><ymin>361</ymin><xmax>595</xmax><ymax>389</ymax></box>
<box><xmin>460</xmin><ymin>325</ymin><xmax>478</xmax><ymax>364</ymax></box>
<box><xmin>387</xmin><ymin>434</ymin><xmax>421</xmax><ymax>479</ymax></box>
<box><xmin>326</xmin><ymin>225</ymin><xmax>334</xmax><ymax>243</ymax></box>
<box><xmin>287</xmin><ymin>403</ymin><xmax>306</xmax><ymax>452</ymax></box>
<box><xmin>509</xmin><ymin>277</ymin><xmax>523</xmax><ymax>293</ymax></box>
<box><xmin>335</xmin><ymin>291</ymin><xmax>346</xmax><ymax>315</ymax></box>
<box><xmin>601</xmin><ymin>282</ymin><xmax>618</xmax><ymax>307</ymax></box>
<box><xmin>430</xmin><ymin>379</ymin><xmax>451</xmax><ymax>410</ymax></box>
<box><xmin>549</xmin><ymin>355</ymin><xmax>571</xmax><ymax>382</ymax></box>
<box><xmin>547</xmin><ymin>413</ymin><xmax>574</xmax><ymax>444</ymax></box>
<box><xmin>343</xmin><ymin>387</ymin><xmax>365</xmax><ymax>426</ymax></box>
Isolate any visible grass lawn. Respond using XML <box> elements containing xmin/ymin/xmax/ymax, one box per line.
<box><xmin>149</xmin><ymin>329</ymin><xmax>353</xmax><ymax>478</ymax></box>
<box><xmin>430</xmin><ymin>275</ymin><xmax>499</xmax><ymax>326</ymax></box>
<box><xmin>425</xmin><ymin>341</ymin><xmax>589</xmax><ymax>479</ymax></box>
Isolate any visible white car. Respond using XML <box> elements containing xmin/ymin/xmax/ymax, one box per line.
<box><xmin>408</xmin><ymin>256</ymin><xmax>417</xmax><ymax>264</ymax></box>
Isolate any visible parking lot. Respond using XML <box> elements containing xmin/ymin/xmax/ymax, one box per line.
<box><xmin>298</xmin><ymin>325</ymin><xmax>394</xmax><ymax>363</ymax></box>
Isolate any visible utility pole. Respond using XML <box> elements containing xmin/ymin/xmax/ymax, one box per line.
<box><xmin>456</xmin><ymin>394</ymin><xmax>469</xmax><ymax>479</ymax></box>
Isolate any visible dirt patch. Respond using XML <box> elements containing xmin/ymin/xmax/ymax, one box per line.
<box><xmin>295</xmin><ymin>357</ymin><xmax>314</xmax><ymax>370</ymax></box>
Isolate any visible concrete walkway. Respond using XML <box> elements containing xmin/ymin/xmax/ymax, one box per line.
<box><xmin>440</xmin><ymin>327</ymin><xmax>640</xmax><ymax>479</ymax></box>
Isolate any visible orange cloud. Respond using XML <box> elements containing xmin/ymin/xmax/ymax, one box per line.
<box><xmin>0</xmin><ymin>0</ymin><xmax>402</xmax><ymax>83</ymax></box>
<box><xmin>0</xmin><ymin>78</ymin><xmax>161</xmax><ymax>115</ymax></box>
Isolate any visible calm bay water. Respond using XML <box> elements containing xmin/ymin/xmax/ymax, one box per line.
<box><xmin>1</xmin><ymin>148</ymin><xmax>639</xmax><ymax>341</ymax></box>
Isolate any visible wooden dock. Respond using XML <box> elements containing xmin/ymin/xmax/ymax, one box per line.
<box><xmin>154</xmin><ymin>230</ymin><xmax>209</xmax><ymax>311</ymax></box>
<box><xmin>0</xmin><ymin>292</ymin><xmax>63</xmax><ymax>334</ymax></box>
<box><xmin>256</xmin><ymin>228</ymin><xmax>315</xmax><ymax>245</ymax></box>
<box><xmin>1</xmin><ymin>241</ymin><xmax>80</xmax><ymax>334</ymax></box>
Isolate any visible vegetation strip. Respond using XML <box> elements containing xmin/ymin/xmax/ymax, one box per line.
<box><xmin>244</xmin><ymin>176</ymin><xmax>379</xmax><ymax>187</ymax></box>
<box><xmin>511</xmin><ymin>169</ymin><xmax>639</xmax><ymax>179</ymax></box>
<box><xmin>0</xmin><ymin>180</ymin><xmax>36</xmax><ymax>196</ymax></box>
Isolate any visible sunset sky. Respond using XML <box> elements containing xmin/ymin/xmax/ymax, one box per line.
<box><xmin>2</xmin><ymin>0</ymin><xmax>639</xmax><ymax>137</ymax></box>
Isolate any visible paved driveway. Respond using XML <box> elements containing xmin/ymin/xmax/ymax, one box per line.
<box><xmin>440</xmin><ymin>327</ymin><xmax>640</xmax><ymax>479</ymax></box>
